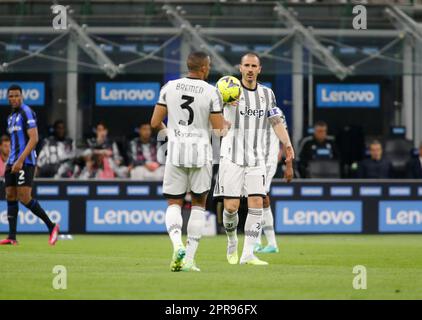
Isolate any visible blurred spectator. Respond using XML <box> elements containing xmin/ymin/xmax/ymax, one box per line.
<box><xmin>76</xmin><ymin>151</ymin><xmax>99</xmax><ymax>179</ymax></box>
<box><xmin>358</xmin><ymin>140</ymin><xmax>393</xmax><ymax>179</ymax></box>
<box><xmin>0</xmin><ymin>135</ymin><xmax>11</xmax><ymax>177</ymax></box>
<box><xmin>37</xmin><ymin>120</ymin><xmax>74</xmax><ymax>178</ymax></box>
<box><xmin>406</xmin><ymin>142</ymin><xmax>422</xmax><ymax>179</ymax></box>
<box><xmin>74</xmin><ymin>151</ymin><xmax>116</xmax><ymax>180</ymax></box>
<box><xmin>87</xmin><ymin>122</ymin><xmax>128</xmax><ymax>178</ymax></box>
<box><xmin>297</xmin><ymin>121</ymin><xmax>339</xmax><ymax>178</ymax></box>
<box><xmin>128</xmin><ymin>123</ymin><xmax>164</xmax><ymax>181</ymax></box>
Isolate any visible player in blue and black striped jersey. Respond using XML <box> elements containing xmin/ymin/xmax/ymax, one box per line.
<box><xmin>0</xmin><ymin>85</ymin><xmax>60</xmax><ymax>246</ymax></box>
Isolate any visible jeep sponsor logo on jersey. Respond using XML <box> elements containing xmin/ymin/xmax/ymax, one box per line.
<box><xmin>275</xmin><ymin>201</ymin><xmax>362</xmax><ymax>233</ymax></box>
<box><xmin>240</xmin><ymin>106</ymin><xmax>265</xmax><ymax>118</ymax></box>
<box><xmin>86</xmin><ymin>200</ymin><xmax>167</xmax><ymax>232</ymax></box>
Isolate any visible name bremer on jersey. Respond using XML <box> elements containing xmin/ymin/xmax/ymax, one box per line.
<box><xmin>175</xmin><ymin>83</ymin><xmax>205</xmax><ymax>94</ymax></box>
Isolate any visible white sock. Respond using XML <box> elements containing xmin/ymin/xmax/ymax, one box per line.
<box><xmin>223</xmin><ymin>209</ymin><xmax>238</xmax><ymax>243</ymax></box>
<box><xmin>165</xmin><ymin>204</ymin><xmax>183</xmax><ymax>251</ymax></box>
<box><xmin>263</xmin><ymin>206</ymin><xmax>277</xmax><ymax>247</ymax></box>
<box><xmin>185</xmin><ymin>206</ymin><xmax>205</xmax><ymax>264</ymax></box>
<box><xmin>257</xmin><ymin>224</ymin><xmax>263</xmax><ymax>246</ymax></box>
<box><xmin>241</xmin><ymin>208</ymin><xmax>263</xmax><ymax>259</ymax></box>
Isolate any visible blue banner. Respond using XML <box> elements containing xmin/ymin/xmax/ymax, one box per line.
<box><xmin>275</xmin><ymin>201</ymin><xmax>362</xmax><ymax>233</ymax></box>
<box><xmin>0</xmin><ymin>82</ymin><xmax>45</xmax><ymax>106</ymax></box>
<box><xmin>95</xmin><ymin>82</ymin><xmax>160</xmax><ymax>106</ymax></box>
<box><xmin>316</xmin><ymin>84</ymin><xmax>380</xmax><ymax>108</ymax></box>
<box><xmin>0</xmin><ymin>201</ymin><xmax>69</xmax><ymax>232</ymax></box>
<box><xmin>379</xmin><ymin>201</ymin><xmax>422</xmax><ymax>232</ymax></box>
<box><xmin>86</xmin><ymin>200</ymin><xmax>167</xmax><ymax>232</ymax></box>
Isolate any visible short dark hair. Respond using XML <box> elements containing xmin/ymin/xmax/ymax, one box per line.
<box><xmin>53</xmin><ymin>119</ymin><xmax>65</xmax><ymax>129</ymax></box>
<box><xmin>370</xmin><ymin>139</ymin><xmax>382</xmax><ymax>147</ymax></box>
<box><xmin>139</xmin><ymin>122</ymin><xmax>151</xmax><ymax>128</ymax></box>
<box><xmin>240</xmin><ymin>52</ymin><xmax>261</xmax><ymax>65</ymax></box>
<box><xmin>7</xmin><ymin>84</ymin><xmax>22</xmax><ymax>94</ymax></box>
<box><xmin>187</xmin><ymin>51</ymin><xmax>209</xmax><ymax>72</ymax></box>
<box><xmin>96</xmin><ymin>121</ymin><xmax>107</xmax><ymax>130</ymax></box>
<box><xmin>0</xmin><ymin>134</ymin><xmax>10</xmax><ymax>145</ymax></box>
<box><xmin>314</xmin><ymin>120</ymin><xmax>328</xmax><ymax>128</ymax></box>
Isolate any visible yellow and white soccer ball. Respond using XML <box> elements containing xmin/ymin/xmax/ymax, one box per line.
<box><xmin>216</xmin><ymin>76</ymin><xmax>241</xmax><ymax>103</ymax></box>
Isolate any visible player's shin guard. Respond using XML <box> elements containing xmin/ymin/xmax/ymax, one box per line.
<box><xmin>23</xmin><ymin>199</ymin><xmax>54</xmax><ymax>232</ymax></box>
<box><xmin>7</xmin><ymin>201</ymin><xmax>19</xmax><ymax>240</ymax></box>
<box><xmin>263</xmin><ymin>206</ymin><xmax>277</xmax><ymax>248</ymax></box>
<box><xmin>165</xmin><ymin>204</ymin><xmax>184</xmax><ymax>251</ymax></box>
<box><xmin>223</xmin><ymin>209</ymin><xmax>238</xmax><ymax>243</ymax></box>
<box><xmin>242</xmin><ymin>208</ymin><xmax>263</xmax><ymax>258</ymax></box>
<box><xmin>185</xmin><ymin>206</ymin><xmax>205</xmax><ymax>264</ymax></box>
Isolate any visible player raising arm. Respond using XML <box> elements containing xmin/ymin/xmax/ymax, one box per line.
<box><xmin>151</xmin><ymin>51</ymin><xmax>228</xmax><ymax>272</ymax></box>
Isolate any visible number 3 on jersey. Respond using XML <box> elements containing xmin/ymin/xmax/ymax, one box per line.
<box><xmin>178</xmin><ymin>95</ymin><xmax>194</xmax><ymax>126</ymax></box>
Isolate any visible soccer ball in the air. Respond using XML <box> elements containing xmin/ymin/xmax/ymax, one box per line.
<box><xmin>216</xmin><ymin>76</ymin><xmax>241</xmax><ymax>103</ymax></box>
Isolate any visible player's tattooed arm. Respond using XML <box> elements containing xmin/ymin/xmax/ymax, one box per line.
<box><xmin>269</xmin><ymin>116</ymin><xmax>282</xmax><ymax>126</ymax></box>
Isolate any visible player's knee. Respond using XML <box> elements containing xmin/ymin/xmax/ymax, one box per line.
<box><xmin>17</xmin><ymin>192</ymin><xmax>31</xmax><ymax>204</ymax></box>
<box><xmin>167</xmin><ymin>198</ymin><xmax>184</xmax><ymax>207</ymax></box>
<box><xmin>224</xmin><ymin>201</ymin><xmax>239</xmax><ymax>213</ymax></box>
<box><xmin>263</xmin><ymin>195</ymin><xmax>270</xmax><ymax>208</ymax></box>
<box><xmin>248</xmin><ymin>196</ymin><xmax>263</xmax><ymax>209</ymax></box>
<box><xmin>5</xmin><ymin>191</ymin><xmax>17</xmax><ymax>202</ymax></box>
<box><xmin>191</xmin><ymin>194</ymin><xmax>208</xmax><ymax>207</ymax></box>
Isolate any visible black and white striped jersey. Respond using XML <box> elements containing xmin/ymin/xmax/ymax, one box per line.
<box><xmin>220</xmin><ymin>82</ymin><xmax>283</xmax><ymax>167</ymax></box>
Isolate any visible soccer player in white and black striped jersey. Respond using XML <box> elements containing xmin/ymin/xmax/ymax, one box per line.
<box><xmin>214</xmin><ymin>52</ymin><xmax>294</xmax><ymax>265</ymax></box>
<box><xmin>151</xmin><ymin>51</ymin><xmax>229</xmax><ymax>272</ymax></box>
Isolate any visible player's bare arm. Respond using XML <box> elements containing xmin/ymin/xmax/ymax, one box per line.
<box><xmin>150</xmin><ymin>104</ymin><xmax>168</xmax><ymax>133</ymax></box>
<box><xmin>11</xmin><ymin>127</ymin><xmax>38</xmax><ymax>173</ymax></box>
<box><xmin>210</xmin><ymin>113</ymin><xmax>230</xmax><ymax>137</ymax></box>
<box><xmin>269</xmin><ymin>116</ymin><xmax>295</xmax><ymax>163</ymax></box>
<box><xmin>282</xmin><ymin>144</ymin><xmax>294</xmax><ymax>183</ymax></box>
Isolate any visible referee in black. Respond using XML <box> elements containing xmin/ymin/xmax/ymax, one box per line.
<box><xmin>0</xmin><ymin>85</ymin><xmax>59</xmax><ymax>245</ymax></box>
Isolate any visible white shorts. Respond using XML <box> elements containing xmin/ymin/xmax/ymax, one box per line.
<box><xmin>214</xmin><ymin>157</ymin><xmax>266</xmax><ymax>198</ymax></box>
<box><xmin>265</xmin><ymin>160</ymin><xmax>278</xmax><ymax>194</ymax></box>
<box><xmin>163</xmin><ymin>162</ymin><xmax>212</xmax><ymax>198</ymax></box>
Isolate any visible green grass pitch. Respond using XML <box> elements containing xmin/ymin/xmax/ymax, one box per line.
<box><xmin>0</xmin><ymin>234</ymin><xmax>421</xmax><ymax>300</ymax></box>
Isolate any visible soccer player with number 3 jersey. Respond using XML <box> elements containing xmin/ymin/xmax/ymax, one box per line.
<box><xmin>151</xmin><ymin>52</ymin><xmax>229</xmax><ymax>272</ymax></box>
